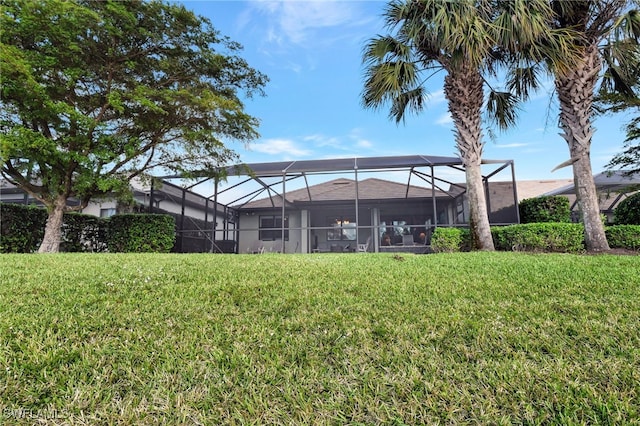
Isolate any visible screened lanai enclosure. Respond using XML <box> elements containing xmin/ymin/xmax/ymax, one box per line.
<box><xmin>157</xmin><ymin>155</ymin><xmax>520</xmax><ymax>253</ymax></box>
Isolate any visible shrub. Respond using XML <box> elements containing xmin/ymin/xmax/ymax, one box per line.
<box><xmin>519</xmin><ymin>196</ymin><xmax>571</xmax><ymax>223</ymax></box>
<box><xmin>492</xmin><ymin>223</ymin><xmax>585</xmax><ymax>253</ymax></box>
<box><xmin>60</xmin><ymin>213</ymin><xmax>109</xmax><ymax>252</ymax></box>
<box><xmin>605</xmin><ymin>225</ymin><xmax>640</xmax><ymax>250</ymax></box>
<box><xmin>0</xmin><ymin>203</ymin><xmax>47</xmax><ymax>253</ymax></box>
<box><xmin>614</xmin><ymin>193</ymin><xmax>640</xmax><ymax>225</ymax></box>
<box><xmin>107</xmin><ymin>214</ymin><xmax>175</xmax><ymax>253</ymax></box>
<box><xmin>431</xmin><ymin>227</ymin><xmax>467</xmax><ymax>253</ymax></box>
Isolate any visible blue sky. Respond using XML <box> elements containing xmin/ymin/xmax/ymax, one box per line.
<box><xmin>178</xmin><ymin>0</ymin><xmax>631</xmax><ymax>201</ymax></box>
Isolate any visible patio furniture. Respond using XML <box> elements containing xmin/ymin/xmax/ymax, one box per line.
<box><xmin>402</xmin><ymin>234</ymin><xmax>415</xmax><ymax>246</ymax></box>
<box><xmin>247</xmin><ymin>240</ymin><xmax>264</xmax><ymax>254</ymax></box>
<box><xmin>358</xmin><ymin>236</ymin><xmax>371</xmax><ymax>252</ymax></box>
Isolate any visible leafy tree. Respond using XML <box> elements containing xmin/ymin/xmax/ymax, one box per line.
<box><xmin>607</xmin><ymin>116</ymin><xmax>640</xmax><ymax>175</ymax></box>
<box><xmin>0</xmin><ymin>0</ymin><xmax>268</xmax><ymax>252</ymax></box>
<box><xmin>544</xmin><ymin>0</ymin><xmax>640</xmax><ymax>251</ymax></box>
<box><xmin>598</xmin><ymin>53</ymin><xmax>640</xmax><ymax>176</ymax></box>
<box><xmin>362</xmin><ymin>0</ymin><xmax>572</xmax><ymax>250</ymax></box>
<box><xmin>614</xmin><ymin>192</ymin><xmax>640</xmax><ymax>224</ymax></box>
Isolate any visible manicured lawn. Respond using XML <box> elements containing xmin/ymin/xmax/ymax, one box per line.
<box><xmin>1</xmin><ymin>252</ymin><xmax>639</xmax><ymax>424</ymax></box>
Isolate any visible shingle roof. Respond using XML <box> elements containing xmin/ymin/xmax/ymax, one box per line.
<box><xmin>238</xmin><ymin>177</ymin><xmax>448</xmax><ymax>209</ymax></box>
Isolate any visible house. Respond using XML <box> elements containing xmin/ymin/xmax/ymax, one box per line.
<box><xmin>5</xmin><ymin>154</ymin><xmax>635</xmax><ymax>254</ymax></box>
<box><xmin>218</xmin><ymin>155</ymin><xmax>520</xmax><ymax>254</ymax></box>
<box><xmin>542</xmin><ymin>171</ymin><xmax>640</xmax><ymax>223</ymax></box>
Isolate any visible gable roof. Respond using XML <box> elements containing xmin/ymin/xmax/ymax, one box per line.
<box><xmin>544</xmin><ymin>171</ymin><xmax>640</xmax><ymax>196</ymax></box>
<box><xmin>237</xmin><ymin>177</ymin><xmax>449</xmax><ymax>209</ymax></box>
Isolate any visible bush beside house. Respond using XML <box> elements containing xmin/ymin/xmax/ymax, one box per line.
<box><xmin>431</xmin><ymin>227</ymin><xmax>470</xmax><ymax>253</ymax></box>
<box><xmin>0</xmin><ymin>203</ymin><xmax>48</xmax><ymax>253</ymax></box>
<box><xmin>519</xmin><ymin>196</ymin><xmax>571</xmax><ymax>223</ymax></box>
<box><xmin>107</xmin><ymin>214</ymin><xmax>176</xmax><ymax>253</ymax></box>
<box><xmin>1</xmin><ymin>203</ymin><xmax>175</xmax><ymax>253</ymax></box>
<box><xmin>492</xmin><ymin>223</ymin><xmax>585</xmax><ymax>253</ymax></box>
<box><xmin>606</xmin><ymin>225</ymin><xmax>640</xmax><ymax>250</ymax></box>
<box><xmin>614</xmin><ymin>193</ymin><xmax>640</xmax><ymax>225</ymax></box>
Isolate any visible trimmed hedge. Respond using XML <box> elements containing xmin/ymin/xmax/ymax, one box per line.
<box><xmin>60</xmin><ymin>212</ymin><xmax>109</xmax><ymax>253</ymax></box>
<box><xmin>492</xmin><ymin>223</ymin><xmax>585</xmax><ymax>253</ymax></box>
<box><xmin>614</xmin><ymin>193</ymin><xmax>640</xmax><ymax>225</ymax></box>
<box><xmin>107</xmin><ymin>214</ymin><xmax>175</xmax><ymax>253</ymax></box>
<box><xmin>606</xmin><ymin>225</ymin><xmax>640</xmax><ymax>251</ymax></box>
<box><xmin>0</xmin><ymin>203</ymin><xmax>47</xmax><ymax>253</ymax></box>
<box><xmin>431</xmin><ymin>227</ymin><xmax>470</xmax><ymax>253</ymax></box>
<box><xmin>519</xmin><ymin>196</ymin><xmax>571</xmax><ymax>224</ymax></box>
<box><xmin>1</xmin><ymin>203</ymin><xmax>175</xmax><ymax>253</ymax></box>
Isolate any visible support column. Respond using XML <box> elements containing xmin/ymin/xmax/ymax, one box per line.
<box><xmin>281</xmin><ymin>173</ymin><xmax>286</xmax><ymax>253</ymax></box>
<box><xmin>301</xmin><ymin>209</ymin><xmax>309</xmax><ymax>254</ymax></box>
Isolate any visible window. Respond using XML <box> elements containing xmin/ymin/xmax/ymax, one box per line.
<box><xmin>259</xmin><ymin>215</ymin><xmax>288</xmax><ymax>241</ymax></box>
<box><xmin>327</xmin><ymin>217</ymin><xmax>356</xmax><ymax>241</ymax></box>
<box><xmin>100</xmin><ymin>208</ymin><xmax>116</xmax><ymax>218</ymax></box>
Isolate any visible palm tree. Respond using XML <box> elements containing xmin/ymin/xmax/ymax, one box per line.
<box><xmin>362</xmin><ymin>0</ymin><xmax>573</xmax><ymax>250</ymax></box>
<box><xmin>548</xmin><ymin>0</ymin><xmax>640</xmax><ymax>251</ymax></box>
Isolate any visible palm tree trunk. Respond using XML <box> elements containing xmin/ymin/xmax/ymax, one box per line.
<box><xmin>555</xmin><ymin>44</ymin><xmax>609</xmax><ymax>252</ymax></box>
<box><xmin>445</xmin><ymin>69</ymin><xmax>494</xmax><ymax>251</ymax></box>
<box><xmin>38</xmin><ymin>196</ymin><xmax>66</xmax><ymax>253</ymax></box>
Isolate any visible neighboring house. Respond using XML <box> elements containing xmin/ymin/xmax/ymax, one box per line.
<box><xmin>543</xmin><ymin>171</ymin><xmax>640</xmax><ymax>223</ymax></box>
<box><xmin>0</xmin><ymin>177</ymin><xmax>232</xmax><ymax>253</ymax></box>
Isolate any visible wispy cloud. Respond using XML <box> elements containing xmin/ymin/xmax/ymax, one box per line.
<box><xmin>304</xmin><ymin>133</ymin><xmax>346</xmax><ymax>150</ymax></box>
<box><xmin>435</xmin><ymin>113</ymin><xmax>453</xmax><ymax>126</ymax></box>
<box><xmin>426</xmin><ymin>89</ymin><xmax>446</xmax><ymax>106</ymax></box>
<box><xmin>241</xmin><ymin>1</ymin><xmax>373</xmax><ymax>51</ymax></box>
<box><xmin>251</xmin><ymin>138</ymin><xmax>313</xmax><ymax>156</ymax></box>
<box><xmin>495</xmin><ymin>142</ymin><xmax>530</xmax><ymax>149</ymax></box>
<box><xmin>356</xmin><ymin>139</ymin><xmax>373</xmax><ymax>149</ymax></box>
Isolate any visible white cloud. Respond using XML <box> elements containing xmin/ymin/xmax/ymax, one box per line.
<box><xmin>435</xmin><ymin>113</ymin><xmax>453</xmax><ymax>126</ymax></box>
<box><xmin>495</xmin><ymin>143</ymin><xmax>530</xmax><ymax>149</ymax></box>
<box><xmin>251</xmin><ymin>138</ymin><xmax>313</xmax><ymax>156</ymax></box>
<box><xmin>242</xmin><ymin>0</ymin><xmax>373</xmax><ymax>52</ymax></box>
<box><xmin>356</xmin><ymin>139</ymin><xmax>373</xmax><ymax>149</ymax></box>
<box><xmin>261</xmin><ymin>1</ymin><xmax>359</xmax><ymax>45</ymax></box>
<box><xmin>303</xmin><ymin>133</ymin><xmax>343</xmax><ymax>149</ymax></box>
<box><xmin>426</xmin><ymin>89</ymin><xmax>446</xmax><ymax>106</ymax></box>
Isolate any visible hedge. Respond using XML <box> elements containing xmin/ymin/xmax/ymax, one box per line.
<box><xmin>614</xmin><ymin>193</ymin><xmax>640</xmax><ymax>225</ymax></box>
<box><xmin>0</xmin><ymin>203</ymin><xmax>48</xmax><ymax>253</ymax></box>
<box><xmin>605</xmin><ymin>225</ymin><xmax>640</xmax><ymax>251</ymax></box>
<box><xmin>60</xmin><ymin>212</ymin><xmax>109</xmax><ymax>253</ymax></box>
<box><xmin>492</xmin><ymin>223</ymin><xmax>585</xmax><ymax>253</ymax></box>
<box><xmin>1</xmin><ymin>203</ymin><xmax>175</xmax><ymax>253</ymax></box>
<box><xmin>431</xmin><ymin>227</ymin><xmax>470</xmax><ymax>253</ymax></box>
<box><xmin>107</xmin><ymin>214</ymin><xmax>176</xmax><ymax>253</ymax></box>
<box><xmin>519</xmin><ymin>196</ymin><xmax>571</xmax><ymax>224</ymax></box>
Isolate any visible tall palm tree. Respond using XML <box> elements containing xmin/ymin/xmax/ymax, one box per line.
<box><xmin>548</xmin><ymin>0</ymin><xmax>639</xmax><ymax>251</ymax></box>
<box><xmin>362</xmin><ymin>0</ymin><xmax>573</xmax><ymax>250</ymax></box>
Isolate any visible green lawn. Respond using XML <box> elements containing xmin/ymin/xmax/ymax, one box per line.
<box><xmin>1</xmin><ymin>252</ymin><xmax>639</xmax><ymax>424</ymax></box>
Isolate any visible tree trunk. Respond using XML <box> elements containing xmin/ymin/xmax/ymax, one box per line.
<box><xmin>465</xmin><ymin>162</ymin><xmax>494</xmax><ymax>250</ymax></box>
<box><xmin>555</xmin><ymin>45</ymin><xmax>609</xmax><ymax>252</ymax></box>
<box><xmin>445</xmin><ymin>69</ymin><xmax>494</xmax><ymax>250</ymax></box>
<box><xmin>38</xmin><ymin>196</ymin><xmax>66</xmax><ymax>253</ymax></box>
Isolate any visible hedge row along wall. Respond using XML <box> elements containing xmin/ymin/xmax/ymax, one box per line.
<box><xmin>519</xmin><ymin>196</ymin><xmax>571</xmax><ymax>224</ymax></box>
<box><xmin>430</xmin><ymin>223</ymin><xmax>639</xmax><ymax>253</ymax></box>
<box><xmin>0</xmin><ymin>203</ymin><xmax>175</xmax><ymax>253</ymax></box>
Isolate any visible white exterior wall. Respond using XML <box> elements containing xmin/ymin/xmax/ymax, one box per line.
<box><xmin>236</xmin><ymin>210</ymin><xmax>302</xmax><ymax>254</ymax></box>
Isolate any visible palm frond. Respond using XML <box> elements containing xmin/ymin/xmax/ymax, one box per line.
<box><xmin>361</xmin><ymin>60</ymin><xmax>419</xmax><ymax>110</ymax></box>
<box><xmin>506</xmin><ymin>65</ymin><xmax>544</xmax><ymax>100</ymax></box>
<box><xmin>390</xmin><ymin>87</ymin><xmax>426</xmax><ymax>123</ymax></box>
<box><xmin>486</xmin><ymin>90</ymin><xmax>520</xmax><ymax>131</ymax></box>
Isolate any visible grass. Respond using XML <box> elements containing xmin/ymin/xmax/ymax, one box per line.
<box><xmin>1</xmin><ymin>252</ymin><xmax>639</xmax><ymax>425</ymax></box>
